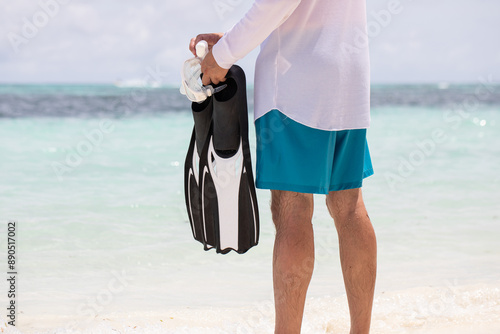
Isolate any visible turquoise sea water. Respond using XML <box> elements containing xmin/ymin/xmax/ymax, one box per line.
<box><xmin>0</xmin><ymin>84</ymin><xmax>499</xmax><ymax>333</ymax></box>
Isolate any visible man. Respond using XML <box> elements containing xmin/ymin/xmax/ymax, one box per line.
<box><xmin>189</xmin><ymin>0</ymin><xmax>377</xmax><ymax>333</ymax></box>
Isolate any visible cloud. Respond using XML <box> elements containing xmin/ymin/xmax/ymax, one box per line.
<box><xmin>367</xmin><ymin>0</ymin><xmax>500</xmax><ymax>82</ymax></box>
<box><xmin>1</xmin><ymin>0</ymin><xmax>499</xmax><ymax>84</ymax></box>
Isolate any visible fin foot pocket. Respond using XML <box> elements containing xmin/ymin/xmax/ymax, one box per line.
<box><xmin>215</xmin><ymin>149</ymin><xmax>238</xmax><ymax>159</ymax></box>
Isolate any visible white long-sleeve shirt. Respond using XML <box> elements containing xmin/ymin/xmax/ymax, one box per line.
<box><xmin>212</xmin><ymin>0</ymin><xmax>370</xmax><ymax>131</ymax></box>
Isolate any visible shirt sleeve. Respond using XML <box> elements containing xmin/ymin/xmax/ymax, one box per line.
<box><xmin>212</xmin><ymin>0</ymin><xmax>302</xmax><ymax>69</ymax></box>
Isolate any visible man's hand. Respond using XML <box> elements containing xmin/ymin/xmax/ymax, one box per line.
<box><xmin>189</xmin><ymin>33</ymin><xmax>224</xmax><ymax>56</ymax></box>
<box><xmin>201</xmin><ymin>50</ymin><xmax>228</xmax><ymax>86</ymax></box>
<box><xmin>189</xmin><ymin>33</ymin><xmax>228</xmax><ymax>85</ymax></box>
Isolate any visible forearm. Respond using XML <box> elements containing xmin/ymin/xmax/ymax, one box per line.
<box><xmin>212</xmin><ymin>0</ymin><xmax>302</xmax><ymax>69</ymax></box>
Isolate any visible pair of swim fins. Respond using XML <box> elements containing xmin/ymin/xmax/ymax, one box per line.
<box><xmin>184</xmin><ymin>65</ymin><xmax>259</xmax><ymax>254</ymax></box>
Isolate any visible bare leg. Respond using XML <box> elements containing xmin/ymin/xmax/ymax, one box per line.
<box><xmin>271</xmin><ymin>190</ymin><xmax>315</xmax><ymax>334</ymax></box>
<box><xmin>326</xmin><ymin>188</ymin><xmax>377</xmax><ymax>334</ymax></box>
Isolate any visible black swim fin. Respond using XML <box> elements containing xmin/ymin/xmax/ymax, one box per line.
<box><xmin>184</xmin><ymin>96</ymin><xmax>213</xmax><ymax>245</ymax></box>
<box><xmin>184</xmin><ymin>65</ymin><xmax>259</xmax><ymax>254</ymax></box>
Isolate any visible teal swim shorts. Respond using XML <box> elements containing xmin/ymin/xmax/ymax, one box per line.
<box><xmin>255</xmin><ymin>109</ymin><xmax>373</xmax><ymax>194</ymax></box>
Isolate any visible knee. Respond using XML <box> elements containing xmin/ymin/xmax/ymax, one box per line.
<box><xmin>271</xmin><ymin>190</ymin><xmax>314</xmax><ymax>233</ymax></box>
<box><xmin>326</xmin><ymin>188</ymin><xmax>367</xmax><ymax>225</ymax></box>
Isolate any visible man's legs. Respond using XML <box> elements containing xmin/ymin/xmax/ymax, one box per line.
<box><xmin>326</xmin><ymin>188</ymin><xmax>377</xmax><ymax>334</ymax></box>
<box><xmin>271</xmin><ymin>190</ymin><xmax>315</xmax><ymax>334</ymax></box>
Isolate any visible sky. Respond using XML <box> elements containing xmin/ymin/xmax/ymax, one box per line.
<box><xmin>0</xmin><ymin>0</ymin><xmax>499</xmax><ymax>85</ymax></box>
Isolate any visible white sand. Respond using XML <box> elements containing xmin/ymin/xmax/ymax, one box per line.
<box><xmin>3</xmin><ymin>282</ymin><xmax>499</xmax><ymax>333</ymax></box>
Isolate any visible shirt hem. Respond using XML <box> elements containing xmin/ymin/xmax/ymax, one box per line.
<box><xmin>254</xmin><ymin>108</ymin><xmax>370</xmax><ymax>131</ymax></box>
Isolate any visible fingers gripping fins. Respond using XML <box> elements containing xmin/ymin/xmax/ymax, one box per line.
<box><xmin>184</xmin><ymin>65</ymin><xmax>260</xmax><ymax>254</ymax></box>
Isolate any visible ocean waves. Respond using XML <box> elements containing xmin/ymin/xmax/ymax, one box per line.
<box><xmin>1</xmin><ymin>84</ymin><xmax>499</xmax><ymax>118</ymax></box>
<box><xmin>0</xmin><ymin>86</ymin><xmax>190</xmax><ymax>118</ymax></box>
